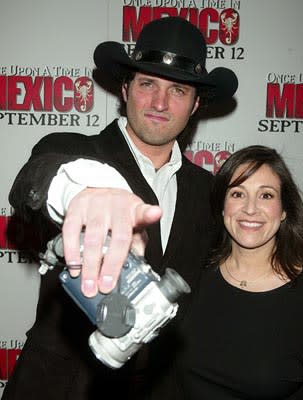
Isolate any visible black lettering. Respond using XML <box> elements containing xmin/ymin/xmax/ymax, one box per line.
<box><xmin>17</xmin><ymin>113</ymin><xmax>28</xmax><ymax>125</ymax></box>
<box><xmin>29</xmin><ymin>113</ymin><xmax>46</xmax><ymax>125</ymax></box>
<box><xmin>293</xmin><ymin>120</ymin><xmax>303</xmax><ymax>133</ymax></box>
<box><xmin>231</xmin><ymin>47</ymin><xmax>245</xmax><ymax>60</ymax></box>
<box><xmin>70</xmin><ymin>114</ymin><xmax>80</xmax><ymax>126</ymax></box>
<box><xmin>280</xmin><ymin>120</ymin><xmax>291</xmax><ymax>132</ymax></box>
<box><xmin>86</xmin><ymin>114</ymin><xmax>100</xmax><ymax>127</ymax></box>
<box><xmin>5</xmin><ymin>250</ymin><xmax>16</xmax><ymax>263</ymax></box>
<box><xmin>269</xmin><ymin>120</ymin><xmax>281</xmax><ymax>132</ymax></box>
<box><xmin>206</xmin><ymin>46</ymin><xmax>225</xmax><ymax>59</ymax></box>
<box><xmin>258</xmin><ymin>119</ymin><xmax>269</xmax><ymax>132</ymax></box>
<box><xmin>258</xmin><ymin>119</ymin><xmax>303</xmax><ymax>134</ymax></box>
<box><xmin>17</xmin><ymin>251</ymin><xmax>31</xmax><ymax>263</ymax></box>
<box><xmin>7</xmin><ymin>112</ymin><xmax>16</xmax><ymax>125</ymax></box>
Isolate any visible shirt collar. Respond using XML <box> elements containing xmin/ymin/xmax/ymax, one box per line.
<box><xmin>118</xmin><ymin>116</ymin><xmax>182</xmax><ymax>172</ymax></box>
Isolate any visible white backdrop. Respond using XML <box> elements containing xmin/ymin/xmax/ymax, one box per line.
<box><xmin>0</xmin><ymin>0</ymin><xmax>302</xmax><ymax>394</ymax></box>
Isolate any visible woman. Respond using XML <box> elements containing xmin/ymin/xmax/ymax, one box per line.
<box><xmin>178</xmin><ymin>145</ymin><xmax>303</xmax><ymax>399</ymax></box>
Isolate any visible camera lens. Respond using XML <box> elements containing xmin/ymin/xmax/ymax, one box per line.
<box><xmin>157</xmin><ymin>268</ymin><xmax>191</xmax><ymax>302</ymax></box>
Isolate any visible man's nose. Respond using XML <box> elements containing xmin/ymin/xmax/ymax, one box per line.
<box><xmin>151</xmin><ymin>89</ymin><xmax>169</xmax><ymax>111</ymax></box>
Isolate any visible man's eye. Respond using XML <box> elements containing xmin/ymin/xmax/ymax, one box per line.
<box><xmin>140</xmin><ymin>81</ymin><xmax>152</xmax><ymax>87</ymax></box>
<box><xmin>172</xmin><ymin>87</ymin><xmax>185</xmax><ymax>95</ymax></box>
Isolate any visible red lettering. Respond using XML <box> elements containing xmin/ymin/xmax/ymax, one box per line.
<box><xmin>194</xmin><ymin>150</ymin><xmax>214</xmax><ymax>171</ymax></box>
<box><xmin>0</xmin><ymin>349</ymin><xmax>21</xmax><ymax>380</ymax></box>
<box><xmin>0</xmin><ymin>215</ymin><xmax>44</xmax><ymax>251</ymax></box>
<box><xmin>295</xmin><ymin>84</ymin><xmax>303</xmax><ymax>118</ymax></box>
<box><xmin>122</xmin><ymin>6</ymin><xmax>152</xmax><ymax>42</ymax></box>
<box><xmin>0</xmin><ymin>216</ymin><xmax>18</xmax><ymax>250</ymax></box>
<box><xmin>7</xmin><ymin>349</ymin><xmax>21</xmax><ymax>377</ymax></box>
<box><xmin>1</xmin><ymin>76</ymin><xmax>90</xmax><ymax>112</ymax></box>
<box><xmin>0</xmin><ymin>75</ymin><xmax>6</xmax><ymax>109</ymax></box>
<box><xmin>0</xmin><ymin>216</ymin><xmax>7</xmax><ymax>249</ymax></box>
<box><xmin>184</xmin><ymin>150</ymin><xmax>231</xmax><ymax>174</ymax></box>
<box><xmin>43</xmin><ymin>76</ymin><xmax>53</xmax><ymax>111</ymax></box>
<box><xmin>199</xmin><ymin>8</ymin><xmax>219</xmax><ymax>45</ymax></box>
<box><xmin>184</xmin><ymin>8</ymin><xmax>199</xmax><ymax>27</ymax></box>
<box><xmin>7</xmin><ymin>76</ymin><xmax>22</xmax><ymax>110</ymax></box>
<box><xmin>122</xmin><ymin>6</ymin><xmax>239</xmax><ymax>45</ymax></box>
<box><xmin>266</xmin><ymin>83</ymin><xmax>295</xmax><ymax>118</ymax></box>
<box><xmin>22</xmin><ymin>77</ymin><xmax>43</xmax><ymax>111</ymax></box>
<box><xmin>53</xmin><ymin>76</ymin><xmax>73</xmax><ymax>112</ymax></box>
<box><xmin>0</xmin><ymin>349</ymin><xmax>7</xmax><ymax>380</ymax></box>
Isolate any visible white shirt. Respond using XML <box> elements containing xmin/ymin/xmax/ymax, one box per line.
<box><xmin>47</xmin><ymin>117</ymin><xmax>182</xmax><ymax>251</ymax></box>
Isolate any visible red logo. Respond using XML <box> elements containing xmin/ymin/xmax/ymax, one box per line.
<box><xmin>74</xmin><ymin>77</ymin><xmax>94</xmax><ymax>112</ymax></box>
<box><xmin>219</xmin><ymin>8</ymin><xmax>240</xmax><ymax>45</ymax></box>
<box><xmin>184</xmin><ymin>150</ymin><xmax>231</xmax><ymax>174</ymax></box>
<box><xmin>0</xmin><ymin>75</ymin><xmax>93</xmax><ymax>113</ymax></box>
<box><xmin>122</xmin><ymin>6</ymin><xmax>240</xmax><ymax>45</ymax></box>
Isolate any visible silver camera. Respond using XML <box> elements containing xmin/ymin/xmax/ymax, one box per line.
<box><xmin>39</xmin><ymin>233</ymin><xmax>190</xmax><ymax>369</ymax></box>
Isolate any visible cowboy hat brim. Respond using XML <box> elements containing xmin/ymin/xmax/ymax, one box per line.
<box><xmin>94</xmin><ymin>41</ymin><xmax>238</xmax><ymax>101</ymax></box>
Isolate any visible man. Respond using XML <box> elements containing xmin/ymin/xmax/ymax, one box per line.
<box><xmin>3</xmin><ymin>17</ymin><xmax>237</xmax><ymax>399</ymax></box>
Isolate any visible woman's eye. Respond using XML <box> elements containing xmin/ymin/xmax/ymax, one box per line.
<box><xmin>230</xmin><ymin>191</ymin><xmax>243</xmax><ymax>198</ymax></box>
<box><xmin>261</xmin><ymin>192</ymin><xmax>274</xmax><ymax>199</ymax></box>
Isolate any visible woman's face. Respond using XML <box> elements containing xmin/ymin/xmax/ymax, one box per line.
<box><xmin>223</xmin><ymin>164</ymin><xmax>286</xmax><ymax>252</ymax></box>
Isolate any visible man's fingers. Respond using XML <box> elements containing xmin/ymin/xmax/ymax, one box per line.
<box><xmin>62</xmin><ymin>214</ymin><xmax>83</xmax><ymax>278</ymax></box>
<box><xmin>131</xmin><ymin>231</ymin><xmax>149</xmax><ymax>256</ymax></box>
<box><xmin>97</xmin><ymin>202</ymin><xmax>161</xmax><ymax>293</ymax></box>
<box><xmin>61</xmin><ymin>188</ymin><xmax>163</xmax><ymax>296</ymax></box>
<box><xmin>81</xmin><ymin>225</ymin><xmax>108</xmax><ymax>297</ymax></box>
<box><xmin>133</xmin><ymin>203</ymin><xmax>162</xmax><ymax>228</ymax></box>
<box><xmin>98</xmin><ymin>213</ymin><xmax>133</xmax><ymax>293</ymax></box>
<box><xmin>97</xmin><ymin>207</ymin><xmax>158</xmax><ymax>293</ymax></box>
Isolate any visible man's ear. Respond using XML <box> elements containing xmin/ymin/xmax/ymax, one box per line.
<box><xmin>122</xmin><ymin>83</ymin><xmax>128</xmax><ymax>102</ymax></box>
<box><xmin>191</xmin><ymin>96</ymin><xmax>200</xmax><ymax>116</ymax></box>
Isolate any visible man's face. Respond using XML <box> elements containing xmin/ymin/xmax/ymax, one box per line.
<box><xmin>122</xmin><ymin>72</ymin><xmax>200</xmax><ymax>150</ymax></box>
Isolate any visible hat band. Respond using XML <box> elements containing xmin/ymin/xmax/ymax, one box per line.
<box><xmin>131</xmin><ymin>49</ymin><xmax>206</xmax><ymax>77</ymax></box>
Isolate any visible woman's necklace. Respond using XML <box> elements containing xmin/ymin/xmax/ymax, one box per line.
<box><xmin>224</xmin><ymin>262</ymin><xmax>273</xmax><ymax>289</ymax></box>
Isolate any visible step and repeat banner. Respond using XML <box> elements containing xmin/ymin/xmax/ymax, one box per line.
<box><xmin>0</xmin><ymin>0</ymin><xmax>302</xmax><ymax>394</ymax></box>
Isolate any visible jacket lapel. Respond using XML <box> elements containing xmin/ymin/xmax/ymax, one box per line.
<box><xmin>162</xmin><ymin>158</ymin><xmax>190</xmax><ymax>261</ymax></box>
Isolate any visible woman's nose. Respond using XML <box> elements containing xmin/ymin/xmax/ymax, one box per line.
<box><xmin>243</xmin><ymin>197</ymin><xmax>258</xmax><ymax>215</ymax></box>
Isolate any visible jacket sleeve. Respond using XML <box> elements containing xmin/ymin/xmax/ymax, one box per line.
<box><xmin>8</xmin><ymin>132</ymin><xmax>97</xmax><ymax>216</ymax></box>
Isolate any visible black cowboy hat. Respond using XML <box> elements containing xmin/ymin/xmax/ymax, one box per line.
<box><xmin>94</xmin><ymin>16</ymin><xmax>238</xmax><ymax>101</ymax></box>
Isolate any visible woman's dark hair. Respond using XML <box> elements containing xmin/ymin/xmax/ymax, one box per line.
<box><xmin>210</xmin><ymin>145</ymin><xmax>303</xmax><ymax>281</ymax></box>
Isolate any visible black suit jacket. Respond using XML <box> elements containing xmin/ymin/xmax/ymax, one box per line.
<box><xmin>5</xmin><ymin>119</ymin><xmax>215</xmax><ymax>400</ymax></box>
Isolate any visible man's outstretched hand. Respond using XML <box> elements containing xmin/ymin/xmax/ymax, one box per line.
<box><xmin>62</xmin><ymin>187</ymin><xmax>162</xmax><ymax>297</ymax></box>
